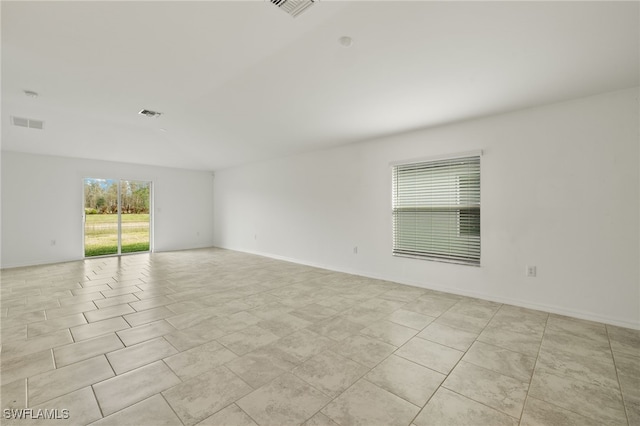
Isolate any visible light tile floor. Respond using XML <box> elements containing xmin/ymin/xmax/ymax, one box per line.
<box><xmin>1</xmin><ymin>248</ymin><xmax>638</xmax><ymax>425</ymax></box>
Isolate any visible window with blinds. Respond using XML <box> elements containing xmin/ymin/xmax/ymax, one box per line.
<box><xmin>392</xmin><ymin>154</ymin><xmax>481</xmax><ymax>265</ymax></box>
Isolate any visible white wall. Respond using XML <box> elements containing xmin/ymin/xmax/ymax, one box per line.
<box><xmin>214</xmin><ymin>88</ymin><xmax>640</xmax><ymax>329</ymax></box>
<box><xmin>1</xmin><ymin>152</ymin><xmax>214</xmax><ymax>268</ymax></box>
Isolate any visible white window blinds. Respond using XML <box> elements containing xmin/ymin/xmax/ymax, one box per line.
<box><xmin>392</xmin><ymin>154</ymin><xmax>481</xmax><ymax>265</ymax></box>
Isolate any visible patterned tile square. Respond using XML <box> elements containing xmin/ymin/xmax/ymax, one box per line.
<box><xmin>292</xmin><ymin>350</ymin><xmax>369</xmax><ymax>397</ymax></box>
<box><xmin>443</xmin><ymin>361</ymin><xmax>529</xmax><ymax>418</ymax></box>
<box><xmin>71</xmin><ymin>317</ymin><xmax>130</xmax><ymax>341</ymax></box>
<box><xmin>84</xmin><ymin>303</ymin><xmax>135</xmax><ymax>323</ymax></box>
<box><xmin>1</xmin><ymin>329</ymin><xmax>73</xmax><ymax>361</ymax></box>
<box><xmin>116</xmin><ymin>319</ymin><xmax>176</xmax><ymax>346</ymax></box>
<box><xmin>366</xmin><ymin>355</ymin><xmax>445</xmax><ymax>406</ymax></box>
<box><xmin>29</xmin><ymin>356</ymin><xmax>114</xmax><ymax>405</ymax></box>
<box><xmin>273</xmin><ymin>328</ymin><xmax>335</xmax><ymax>363</ymax></box>
<box><xmin>89</xmin><ymin>394</ymin><xmax>182</xmax><ymax>426</ymax></box>
<box><xmin>395</xmin><ymin>337</ymin><xmax>463</xmax><ymax>374</ymax></box>
<box><xmin>520</xmin><ymin>396</ymin><xmax>601</xmax><ymax>426</ymax></box>
<box><xmin>332</xmin><ymin>334</ymin><xmax>396</xmax><ymax>368</ymax></box>
<box><xmin>1</xmin><ymin>379</ymin><xmax>26</xmax><ymax>411</ymax></box>
<box><xmin>0</xmin><ymin>349</ymin><xmax>54</xmax><ymax>385</ymax></box>
<box><xmin>387</xmin><ymin>309</ymin><xmax>435</xmax><ymax>330</ymax></box>
<box><xmin>106</xmin><ymin>337</ymin><xmax>178</xmax><ymax>374</ymax></box>
<box><xmin>417</xmin><ymin>322</ymin><xmax>478</xmax><ymax>351</ymax></box>
<box><xmin>28</xmin><ymin>387</ymin><xmax>102</xmax><ymax>426</ymax></box>
<box><xmin>27</xmin><ymin>313</ymin><xmax>87</xmax><ymax>337</ymax></box>
<box><xmin>218</xmin><ymin>325</ymin><xmax>281</xmax><ymax>355</ymax></box>
<box><xmin>528</xmin><ymin>369</ymin><xmax>627</xmax><ymax>424</ymax></box>
<box><xmin>164</xmin><ymin>340</ymin><xmax>238</xmax><ymax>380</ymax></box>
<box><xmin>195</xmin><ymin>404</ymin><xmax>257</xmax><ymax>426</ymax></box>
<box><xmin>360</xmin><ymin>320</ymin><xmax>418</xmax><ymax>346</ymax></box>
<box><xmin>163</xmin><ymin>366</ymin><xmax>252</xmax><ymax>426</ymax></box>
<box><xmin>227</xmin><ymin>347</ymin><xmax>296</xmax><ymax>388</ymax></box>
<box><xmin>414</xmin><ymin>387</ymin><xmax>517</xmax><ymax>426</ymax></box>
<box><xmin>54</xmin><ymin>333</ymin><xmax>124</xmax><ymax>367</ymax></box>
<box><xmin>237</xmin><ymin>373</ymin><xmax>330</xmax><ymax>426</ymax></box>
<box><xmin>94</xmin><ymin>361</ymin><xmax>181</xmax><ymax>416</ymax></box>
<box><xmin>322</xmin><ymin>379</ymin><xmax>419</xmax><ymax>426</ymax></box>
<box><xmin>462</xmin><ymin>341</ymin><xmax>536</xmax><ymax>381</ymax></box>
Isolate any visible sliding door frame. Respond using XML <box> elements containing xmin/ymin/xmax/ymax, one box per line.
<box><xmin>82</xmin><ymin>176</ymin><xmax>154</xmax><ymax>258</ymax></box>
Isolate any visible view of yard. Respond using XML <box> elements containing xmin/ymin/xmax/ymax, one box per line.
<box><xmin>83</xmin><ymin>178</ymin><xmax>151</xmax><ymax>257</ymax></box>
<box><xmin>84</xmin><ymin>214</ymin><xmax>150</xmax><ymax>257</ymax></box>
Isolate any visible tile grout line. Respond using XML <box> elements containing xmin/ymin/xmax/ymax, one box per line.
<box><xmin>306</xmin><ymin>367</ymin><xmax>374</xmax><ymax>424</ymax></box>
<box><xmin>50</xmin><ymin>347</ymin><xmax>57</xmax><ymax>370</ymax></box>
<box><xmin>517</xmin><ymin>310</ymin><xmax>550</xmax><ymax>426</ymax></box>
<box><xmin>605</xmin><ymin>324</ymin><xmax>631</xmax><ymax>426</ymax></box>
<box><xmin>90</xmin><ymin>384</ymin><xmax>105</xmax><ymax>418</ymax></box>
<box><xmin>160</xmin><ymin>359</ymin><xmax>185</xmax><ymax>383</ymax></box>
<box><xmin>235</xmin><ymin>402</ymin><xmax>261</xmax><ymax>426</ymax></box>
<box><xmin>524</xmin><ymin>318</ymin><xmax>628</xmax><ymax>425</ymax></box>
<box><xmin>290</xmin><ymin>351</ymin><xmax>370</xmax><ymax>403</ymax></box>
<box><xmin>159</xmin><ymin>392</ymin><xmax>186</xmax><ymax>426</ymax></box>
<box><xmin>407</xmin><ymin>300</ymin><xmax>510</xmax><ymax>426</ymax></box>
<box><xmin>24</xmin><ymin>376</ymin><xmax>29</xmax><ymax>409</ymax></box>
<box><xmin>309</xmin><ymin>298</ymin><xmax>455</xmax><ymax>425</ymax></box>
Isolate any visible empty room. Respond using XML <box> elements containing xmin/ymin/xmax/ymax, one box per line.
<box><xmin>1</xmin><ymin>1</ymin><xmax>638</xmax><ymax>425</ymax></box>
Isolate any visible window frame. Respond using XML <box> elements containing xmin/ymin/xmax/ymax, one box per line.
<box><xmin>390</xmin><ymin>151</ymin><xmax>482</xmax><ymax>266</ymax></box>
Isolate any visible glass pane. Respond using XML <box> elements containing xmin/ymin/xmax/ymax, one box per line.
<box><xmin>392</xmin><ymin>156</ymin><xmax>480</xmax><ymax>265</ymax></box>
<box><xmin>84</xmin><ymin>178</ymin><xmax>119</xmax><ymax>257</ymax></box>
<box><xmin>120</xmin><ymin>180</ymin><xmax>151</xmax><ymax>254</ymax></box>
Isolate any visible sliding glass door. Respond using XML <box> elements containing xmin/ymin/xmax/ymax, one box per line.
<box><xmin>119</xmin><ymin>180</ymin><xmax>151</xmax><ymax>254</ymax></box>
<box><xmin>83</xmin><ymin>178</ymin><xmax>151</xmax><ymax>257</ymax></box>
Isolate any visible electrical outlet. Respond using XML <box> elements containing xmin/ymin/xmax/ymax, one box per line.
<box><xmin>526</xmin><ymin>265</ymin><xmax>537</xmax><ymax>277</ymax></box>
<box><xmin>353</xmin><ymin>246</ymin><xmax>358</xmax><ymax>254</ymax></box>
<box><xmin>51</xmin><ymin>239</ymin><xmax>56</xmax><ymax>246</ymax></box>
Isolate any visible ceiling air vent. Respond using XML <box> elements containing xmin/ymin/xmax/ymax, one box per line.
<box><xmin>270</xmin><ymin>0</ymin><xmax>316</xmax><ymax>18</ymax></box>
<box><xmin>11</xmin><ymin>116</ymin><xmax>44</xmax><ymax>130</ymax></box>
<box><xmin>138</xmin><ymin>109</ymin><xmax>162</xmax><ymax>118</ymax></box>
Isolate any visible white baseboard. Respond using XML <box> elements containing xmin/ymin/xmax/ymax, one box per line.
<box><xmin>1</xmin><ymin>242</ymin><xmax>215</xmax><ymax>270</ymax></box>
<box><xmin>221</xmin><ymin>246</ymin><xmax>640</xmax><ymax>330</ymax></box>
<box><xmin>1</xmin><ymin>256</ymin><xmax>81</xmax><ymax>270</ymax></box>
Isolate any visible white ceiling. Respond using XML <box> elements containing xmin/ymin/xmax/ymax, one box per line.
<box><xmin>2</xmin><ymin>1</ymin><xmax>638</xmax><ymax>171</ymax></box>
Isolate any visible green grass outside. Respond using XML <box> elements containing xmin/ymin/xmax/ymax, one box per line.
<box><xmin>85</xmin><ymin>214</ymin><xmax>150</xmax><ymax>224</ymax></box>
<box><xmin>85</xmin><ymin>242</ymin><xmax>150</xmax><ymax>257</ymax></box>
<box><xmin>84</xmin><ymin>214</ymin><xmax>150</xmax><ymax>257</ymax></box>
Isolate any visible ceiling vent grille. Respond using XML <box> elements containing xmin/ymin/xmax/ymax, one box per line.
<box><xmin>11</xmin><ymin>116</ymin><xmax>44</xmax><ymax>130</ymax></box>
<box><xmin>270</xmin><ymin>0</ymin><xmax>316</xmax><ymax>18</ymax></box>
<box><xmin>139</xmin><ymin>109</ymin><xmax>163</xmax><ymax>118</ymax></box>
